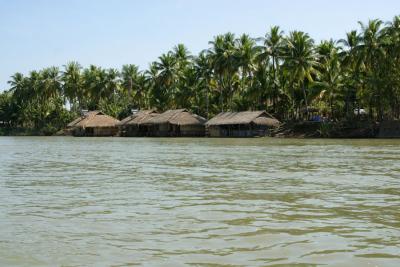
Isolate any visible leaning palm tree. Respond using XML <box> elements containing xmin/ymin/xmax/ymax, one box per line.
<box><xmin>8</xmin><ymin>73</ymin><xmax>28</xmax><ymax>103</ymax></box>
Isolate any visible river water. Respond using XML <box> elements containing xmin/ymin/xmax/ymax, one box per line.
<box><xmin>0</xmin><ymin>137</ymin><xmax>399</xmax><ymax>266</ymax></box>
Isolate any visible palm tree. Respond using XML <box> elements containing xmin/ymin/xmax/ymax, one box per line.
<box><xmin>172</xmin><ymin>44</ymin><xmax>194</xmax><ymax>110</ymax></box>
<box><xmin>358</xmin><ymin>19</ymin><xmax>386</xmax><ymax>120</ymax></box>
<box><xmin>155</xmin><ymin>53</ymin><xmax>178</xmax><ymax>109</ymax></box>
<box><xmin>8</xmin><ymin>73</ymin><xmax>28</xmax><ymax>103</ymax></box>
<box><xmin>314</xmin><ymin>40</ymin><xmax>344</xmax><ymax>118</ymax></box>
<box><xmin>121</xmin><ymin>64</ymin><xmax>139</xmax><ymax>101</ymax></box>
<box><xmin>338</xmin><ymin>30</ymin><xmax>362</xmax><ymax>117</ymax></box>
<box><xmin>208</xmin><ymin>33</ymin><xmax>238</xmax><ymax>111</ymax></box>
<box><xmin>82</xmin><ymin>65</ymin><xmax>108</xmax><ymax>109</ymax></box>
<box><xmin>105</xmin><ymin>68</ymin><xmax>120</xmax><ymax>99</ymax></box>
<box><xmin>235</xmin><ymin>34</ymin><xmax>257</xmax><ymax>103</ymax></box>
<box><xmin>258</xmin><ymin>26</ymin><xmax>284</xmax><ymax>110</ymax></box>
<box><xmin>194</xmin><ymin>51</ymin><xmax>213</xmax><ymax>118</ymax></box>
<box><xmin>62</xmin><ymin>61</ymin><xmax>82</xmax><ymax>111</ymax></box>
<box><xmin>384</xmin><ymin>16</ymin><xmax>400</xmax><ymax>118</ymax></box>
<box><xmin>145</xmin><ymin>62</ymin><xmax>161</xmax><ymax>109</ymax></box>
<box><xmin>42</xmin><ymin>67</ymin><xmax>61</xmax><ymax>100</ymax></box>
<box><xmin>133</xmin><ymin>73</ymin><xmax>149</xmax><ymax>109</ymax></box>
<box><xmin>283</xmin><ymin>31</ymin><xmax>319</xmax><ymax>119</ymax></box>
<box><xmin>173</xmin><ymin>44</ymin><xmax>191</xmax><ymax>68</ymax></box>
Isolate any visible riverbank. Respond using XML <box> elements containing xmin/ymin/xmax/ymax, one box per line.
<box><xmin>273</xmin><ymin>120</ymin><xmax>379</xmax><ymax>138</ymax></box>
<box><xmin>0</xmin><ymin>127</ymin><xmax>49</xmax><ymax>136</ymax></box>
<box><xmin>0</xmin><ymin>120</ymin><xmax>388</xmax><ymax>138</ymax></box>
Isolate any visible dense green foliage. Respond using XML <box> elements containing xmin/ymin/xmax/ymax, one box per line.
<box><xmin>1</xmin><ymin>16</ymin><xmax>400</xmax><ymax>134</ymax></box>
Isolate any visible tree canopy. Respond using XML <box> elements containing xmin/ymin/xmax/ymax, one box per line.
<box><xmin>2</xmin><ymin>15</ymin><xmax>400</xmax><ymax>134</ymax></box>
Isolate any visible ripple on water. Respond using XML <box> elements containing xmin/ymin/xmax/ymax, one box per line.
<box><xmin>0</xmin><ymin>137</ymin><xmax>400</xmax><ymax>266</ymax></box>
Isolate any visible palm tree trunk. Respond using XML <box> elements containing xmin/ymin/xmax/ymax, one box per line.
<box><xmin>205</xmin><ymin>85</ymin><xmax>209</xmax><ymax>119</ymax></box>
<box><xmin>220</xmin><ymin>87</ymin><xmax>223</xmax><ymax>112</ymax></box>
<box><xmin>272</xmin><ymin>57</ymin><xmax>277</xmax><ymax>112</ymax></box>
<box><xmin>292</xmin><ymin>87</ymin><xmax>295</xmax><ymax>120</ymax></box>
<box><xmin>302</xmin><ymin>83</ymin><xmax>308</xmax><ymax>120</ymax></box>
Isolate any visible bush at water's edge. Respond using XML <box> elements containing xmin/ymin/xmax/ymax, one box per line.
<box><xmin>0</xmin><ymin>126</ymin><xmax>58</xmax><ymax>136</ymax></box>
<box><xmin>274</xmin><ymin>120</ymin><xmax>379</xmax><ymax>138</ymax></box>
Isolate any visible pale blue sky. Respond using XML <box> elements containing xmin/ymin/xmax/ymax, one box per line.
<box><xmin>1</xmin><ymin>0</ymin><xmax>399</xmax><ymax>90</ymax></box>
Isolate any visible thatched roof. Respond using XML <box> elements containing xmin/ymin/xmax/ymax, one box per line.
<box><xmin>206</xmin><ymin>111</ymin><xmax>280</xmax><ymax>126</ymax></box>
<box><xmin>68</xmin><ymin>111</ymin><xmax>120</xmax><ymax>128</ymax></box>
<box><xmin>144</xmin><ymin>109</ymin><xmax>206</xmax><ymax>126</ymax></box>
<box><xmin>118</xmin><ymin>110</ymin><xmax>158</xmax><ymax>126</ymax></box>
<box><xmin>67</xmin><ymin>111</ymin><xmax>99</xmax><ymax>128</ymax></box>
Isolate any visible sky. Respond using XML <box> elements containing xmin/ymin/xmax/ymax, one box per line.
<box><xmin>1</xmin><ymin>0</ymin><xmax>400</xmax><ymax>90</ymax></box>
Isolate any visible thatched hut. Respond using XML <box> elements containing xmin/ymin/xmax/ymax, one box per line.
<box><xmin>118</xmin><ymin>110</ymin><xmax>159</xmax><ymax>137</ymax></box>
<box><xmin>206</xmin><ymin>111</ymin><xmax>280</xmax><ymax>137</ymax></box>
<box><xmin>67</xmin><ymin>111</ymin><xmax>120</xmax><ymax>137</ymax></box>
<box><xmin>143</xmin><ymin>109</ymin><xmax>206</xmax><ymax>137</ymax></box>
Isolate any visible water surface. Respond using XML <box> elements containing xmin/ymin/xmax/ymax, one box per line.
<box><xmin>0</xmin><ymin>137</ymin><xmax>399</xmax><ymax>266</ymax></box>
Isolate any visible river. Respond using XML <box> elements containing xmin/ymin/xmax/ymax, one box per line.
<box><xmin>0</xmin><ymin>137</ymin><xmax>399</xmax><ymax>266</ymax></box>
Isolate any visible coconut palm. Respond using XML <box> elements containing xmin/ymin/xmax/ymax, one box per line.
<box><xmin>358</xmin><ymin>19</ymin><xmax>387</xmax><ymax>120</ymax></box>
<box><xmin>155</xmin><ymin>53</ymin><xmax>178</xmax><ymax>109</ymax></box>
<box><xmin>208</xmin><ymin>33</ymin><xmax>238</xmax><ymax>111</ymax></box>
<box><xmin>283</xmin><ymin>31</ymin><xmax>319</xmax><ymax>119</ymax></box>
<box><xmin>121</xmin><ymin>64</ymin><xmax>139</xmax><ymax>100</ymax></box>
<box><xmin>62</xmin><ymin>61</ymin><xmax>82</xmax><ymax>110</ymax></box>
<box><xmin>258</xmin><ymin>26</ymin><xmax>284</xmax><ymax>110</ymax></box>
<box><xmin>194</xmin><ymin>51</ymin><xmax>213</xmax><ymax>117</ymax></box>
<box><xmin>314</xmin><ymin>40</ymin><xmax>344</xmax><ymax>118</ymax></box>
<box><xmin>235</xmin><ymin>34</ymin><xmax>257</xmax><ymax>94</ymax></box>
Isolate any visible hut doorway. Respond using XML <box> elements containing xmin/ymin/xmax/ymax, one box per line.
<box><xmin>85</xmin><ymin>127</ymin><xmax>94</xmax><ymax>136</ymax></box>
<box><xmin>170</xmin><ymin>124</ymin><xmax>181</xmax><ymax>137</ymax></box>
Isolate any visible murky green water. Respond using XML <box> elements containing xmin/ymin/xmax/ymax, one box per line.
<box><xmin>0</xmin><ymin>137</ymin><xmax>399</xmax><ymax>266</ymax></box>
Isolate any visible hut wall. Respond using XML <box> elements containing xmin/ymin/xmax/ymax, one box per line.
<box><xmin>146</xmin><ymin>123</ymin><xmax>205</xmax><ymax>137</ymax></box>
<box><xmin>118</xmin><ymin>125</ymin><xmax>128</xmax><ymax>137</ymax></box>
<box><xmin>152</xmin><ymin>123</ymin><xmax>169</xmax><ymax>136</ymax></box>
<box><xmin>180</xmin><ymin>125</ymin><xmax>205</xmax><ymax>137</ymax></box>
<box><xmin>91</xmin><ymin>127</ymin><xmax>118</xmax><ymax>137</ymax></box>
<box><xmin>72</xmin><ymin>127</ymin><xmax>86</xmax><ymax>137</ymax></box>
<box><xmin>207</xmin><ymin>124</ymin><xmax>270</xmax><ymax>137</ymax></box>
<box><xmin>132</xmin><ymin>124</ymin><xmax>158</xmax><ymax>137</ymax></box>
<box><xmin>207</xmin><ymin>126</ymin><xmax>222</xmax><ymax>137</ymax></box>
<box><xmin>122</xmin><ymin>125</ymin><xmax>146</xmax><ymax>137</ymax></box>
<box><xmin>146</xmin><ymin>123</ymin><xmax>170</xmax><ymax>137</ymax></box>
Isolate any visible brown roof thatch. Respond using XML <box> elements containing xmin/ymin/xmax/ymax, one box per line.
<box><xmin>144</xmin><ymin>109</ymin><xmax>206</xmax><ymax>126</ymax></box>
<box><xmin>67</xmin><ymin>111</ymin><xmax>100</xmax><ymax>128</ymax></box>
<box><xmin>68</xmin><ymin>111</ymin><xmax>120</xmax><ymax>128</ymax></box>
<box><xmin>118</xmin><ymin>110</ymin><xmax>158</xmax><ymax>126</ymax></box>
<box><xmin>206</xmin><ymin>111</ymin><xmax>280</xmax><ymax>126</ymax></box>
